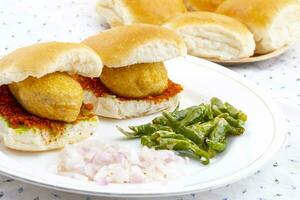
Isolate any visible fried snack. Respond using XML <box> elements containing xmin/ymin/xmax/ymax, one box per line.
<box><xmin>100</xmin><ymin>63</ymin><xmax>168</xmax><ymax>98</ymax></box>
<box><xmin>9</xmin><ymin>72</ymin><xmax>83</xmax><ymax>123</ymax></box>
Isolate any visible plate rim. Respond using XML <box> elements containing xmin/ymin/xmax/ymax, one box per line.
<box><xmin>0</xmin><ymin>56</ymin><xmax>287</xmax><ymax>198</ymax></box>
<box><xmin>207</xmin><ymin>45</ymin><xmax>289</xmax><ymax>65</ymax></box>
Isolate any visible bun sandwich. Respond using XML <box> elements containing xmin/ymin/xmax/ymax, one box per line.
<box><xmin>0</xmin><ymin>42</ymin><xmax>103</xmax><ymax>151</ymax></box>
<box><xmin>81</xmin><ymin>24</ymin><xmax>187</xmax><ymax>119</ymax></box>
<box><xmin>96</xmin><ymin>0</ymin><xmax>187</xmax><ymax>26</ymax></box>
<box><xmin>165</xmin><ymin>12</ymin><xmax>255</xmax><ymax>60</ymax></box>
<box><xmin>216</xmin><ymin>0</ymin><xmax>300</xmax><ymax>54</ymax></box>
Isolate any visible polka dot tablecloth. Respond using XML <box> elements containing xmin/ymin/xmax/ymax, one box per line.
<box><xmin>0</xmin><ymin>0</ymin><xmax>299</xmax><ymax>199</ymax></box>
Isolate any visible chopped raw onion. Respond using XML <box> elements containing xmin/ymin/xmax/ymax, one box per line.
<box><xmin>56</xmin><ymin>141</ymin><xmax>187</xmax><ymax>185</ymax></box>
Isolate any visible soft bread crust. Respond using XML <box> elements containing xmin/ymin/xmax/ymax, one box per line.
<box><xmin>165</xmin><ymin>12</ymin><xmax>255</xmax><ymax>60</ymax></box>
<box><xmin>83</xmin><ymin>91</ymin><xmax>179</xmax><ymax>119</ymax></box>
<box><xmin>0</xmin><ymin>42</ymin><xmax>103</xmax><ymax>85</ymax></box>
<box><xmin>0</xmin><ymin>117</ymin><xmax>99</xmax><ymax>152</ymax></box>
<box><xmin>216</xmin><ymin>0</ymin><xmax>300</xmax><ymax>54</ymax></box>
<box><xmin>96</xmin><ymin>0</ymin><xmax>187</xmax><ymax>26</ymax></box>
<box><xmin>184</xmin><ymin>0</ymin><xmax>223</xmax><ymax>11</ymax></box>
<box><xmin>82</xmin><ymin>24</ymin><xmax>187</xmax><ymax>68</ymax></box>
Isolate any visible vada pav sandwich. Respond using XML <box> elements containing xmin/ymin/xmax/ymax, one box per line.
<box><xmin>80</xmin><ymin>24</ymin><xmax>187</xmax><ymax>119</ymax></box>
<box><xmin>0</xmin><ymin>42</ymin><xmax>103</xmax><ymax>151</ymax></box>
<box><xmin>164</xmin><ymin>12</ymin><xmax>255</xmax><ymax>60</ymax></box>
<box><xmin>96</xmin><ymin>0</ymin><xmax>187</xmax><ymax>27</ymax></box>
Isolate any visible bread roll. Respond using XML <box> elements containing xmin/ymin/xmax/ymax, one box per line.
<box><xmin>0</xmin><ymin>42</ymin><xmax>103</xmax><ymax>85</ymax></box>
<box><xmin>184</xmin><ymin>0</ymin><xmax>224</xmax><ymax>11</ymax></box>
<box><xmin>216</xmin><ymin>0</ymin><xmax>300</xmax><ymax>54</ymax></box>
<box><xmin>83</xmin><ymin>90</ymin><xmax>179</xmax><ymax>119</ymax></box>
<box><xmin>83</xmin><ymin>24</ymin><xmax>187</xmax><ymax>68</ymax></box>
<box><xmin>165</xmin><ymin>12</ymin><xmax>255</xmax><ymax>60</ymax></box>
<box><xmin>0</xmin><ymin>116</ymin><xmax>98</xmax><ymax>152</ymax></box>
<box><xmin>96</xmin><ymin>0</ymin><xmax>187</xmax><ymax>27</ymax></box>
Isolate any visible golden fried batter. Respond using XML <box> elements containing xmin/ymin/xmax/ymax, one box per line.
<box><xmin>9</xmin><ymin>72</ymin><xmax>83</xmax><ymax>123</ymax></box>
<box><xmin>100</xmin><ymin>62</ymin><xmax>168</xmax><ymax>98</ymax></box>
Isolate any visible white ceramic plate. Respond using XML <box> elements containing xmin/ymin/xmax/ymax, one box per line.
<box><xmin>0</xmin><ymin>56</ymin><xmax>286</xmax><ymax>198</ymax></box>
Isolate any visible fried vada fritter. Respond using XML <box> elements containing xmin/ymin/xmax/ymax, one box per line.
<box><xmin>9</xmin><ymin>72</ymin><xmax>83</xmax><ymax>123</ymax></box>
<box><xmin>100</xmin><ymin>62</ymin><xmax>168</xmax><ymax>98</ymax></box>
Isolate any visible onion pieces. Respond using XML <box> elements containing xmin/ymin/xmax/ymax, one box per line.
<box><xmin>56</xmin><ymin>141</ymin><xmax>187</xmax><ymax>185</ymax></box>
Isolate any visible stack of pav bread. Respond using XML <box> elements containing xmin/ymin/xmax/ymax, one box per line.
<box><xmin>0</xmin><ymin>24</ymin><xmax>186</xmax><ymax>151</ymax></box>
<box><xmin>97</xmin><ymin>0</ymin><xmax>300</xmax><ymax>60</ymax></box>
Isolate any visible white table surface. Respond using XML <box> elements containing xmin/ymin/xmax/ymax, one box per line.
<box><xmin>0</xmin><ymin>0</ymin><xmax>299</xmax><ymax>199</ymax></box>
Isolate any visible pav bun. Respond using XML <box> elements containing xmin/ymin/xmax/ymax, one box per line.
<box><xmin>0</xmin><ymin>115</ymin><xmax>98</xmax><ymax>152</ymax></box>
<box><xmin>0</xmin><ymin>42</ymin><xmax>103</xmax><ymax>85</ymax></box>
<box><xmin>96</xmin><ymin>0</ymin><xmax>187</xmax><ymax>27</ymax></box>
<box><xmin>216</xmin><ymin>0</ymin><xmax>300</xmax><ymax>54</ymax></box>
<box><xmin>83</xmin><ymin>91</ymin><xmax>179</xmax><ymax>119</ymax></box>
<box><xmin>82</xmin><ymin>24</ymin><xmax>187</xmax><ymax>68</ymax></box>
<box><xmin>165</xmin><ymin>12</ymin><xmax>255</xmax><ymax>60</ymax></box>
